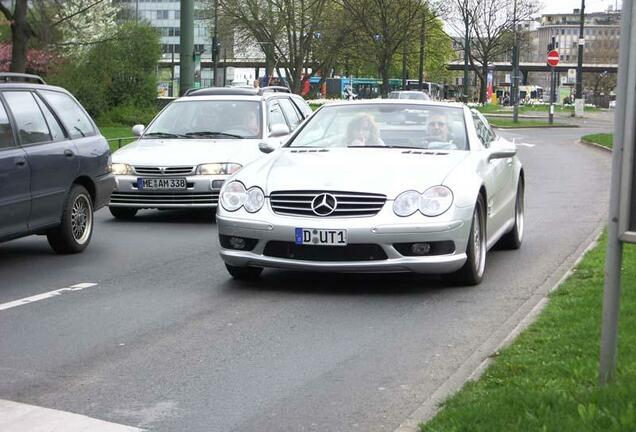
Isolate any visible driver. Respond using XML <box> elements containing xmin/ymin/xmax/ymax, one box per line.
<box><xmin>427</xmin><ymin>113</ymin><xmax>451</xmax><ymax>142</ymax></box>
<box><xmin>346</xmin><ymin>114</ymin><xmax>384</xmax><ymax>146</ymax></box>
<box><xmin>245</xmin><ymin>110</ymin><xmax>261</xmax><ymax>136</ymax></box>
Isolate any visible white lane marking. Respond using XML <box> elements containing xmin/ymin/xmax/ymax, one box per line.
<box><xmin>0</xmin><ymin>283</ymin><xmax>98</xmax><ymax>312</ymax></box>
<box><xmin>0</xmin><ymin>399</ymin><xmax>144</xmax><ymax>432</ymax></box>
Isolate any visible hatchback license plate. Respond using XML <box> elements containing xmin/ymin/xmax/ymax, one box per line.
<box><xmin>295</xmin><ymin>228</ymin><xmax>347</xmax><ymax>246</ymax></box>
<box><xmin>138</xmin><ymin>178</ymin><xmax>187</xmax><ymax>190</ymax></box>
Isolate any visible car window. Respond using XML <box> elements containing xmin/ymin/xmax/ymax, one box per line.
<box><xmin>471</xmin><ymin>111</ymin><xmax>493</xmax><ymax>148</ymax></box>
<box><xmin>3</xmin><ymin>91</ymin><xmax>52</xmax><ymax>145</ymax></box>
<box><xmin>267</xmin><ymin>101</ymin><xmax>289</xmax><ymax>132</ymax></box>
<box><xmin>291</xmin><ymin>96</ymin><xmax>312</xmax><ymax>117</ymax></box>
<box><xmin>0</xmin><ymin>98</ymin><xmax>15</xmax><ymax>148</ymax></box>
<box><xmin>39</xmin><ymin>90</ymin><xmax>95</xmax><ymax>139</ymax></box>
<box><xmin>278</xmin><ymin>98</ymin><xmax>302</xmax><ymax>130</ymax></box>
<box><xmin>34</xmin><ymin>93</ymin><xmax>66</xmax><ymax>141</ymax></box>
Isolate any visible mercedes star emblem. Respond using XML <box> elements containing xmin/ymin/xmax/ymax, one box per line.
<box><xmin>311</xmin><ymin>193</ymin><xmax>337</xmax><ymax>216</ymax></box>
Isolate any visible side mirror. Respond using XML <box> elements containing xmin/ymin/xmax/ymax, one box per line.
<box><xmin>259</xmin><ymin>142</ymin><xmax>276</xmax><ymax>154</ymax></box>
<box><xmin>269</xmin><ymin>124</ymin><xmax>290</xmax><ymax>138</ymax></box>
<box><xmin>488</xmin><ymin>148</ymin><xmax>517</xmax><ymax>162</ymax></box>
<box><xmin>132</xmin><ymin>124</ymin><xmax>145</xmax><ymax>137</ymax></box>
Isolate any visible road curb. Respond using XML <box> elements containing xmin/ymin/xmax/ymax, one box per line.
<box><xmin>393</xmin><ymin>225</ymin><xmax>607</xmax><ymax>432</ymax></box>
<box><xmin>492</xmin><ymin>124</ymin><xmax>579</xmax><ymax>129</ymax></box>
<box><xmin>580</xmin><ymin>138</ymin><xmax>612</xmax><ymax>152</ymax></box>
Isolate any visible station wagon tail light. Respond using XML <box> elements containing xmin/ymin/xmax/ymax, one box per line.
<box><xmin>197</xmin><ymin>163</ymin><xmax>242</xmax><ymax>175</ymax></box>
<box><xmin>110</xmin><ymin>163</ymin><xmax>134</xmax><ymax>175</ymax></box>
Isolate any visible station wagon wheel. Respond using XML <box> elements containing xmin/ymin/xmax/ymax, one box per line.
<box><xmin>225</xmin><ymin>264</ymin><xmax>263</xmax><ymax>280</ymax></box>
<box><xmin>47</xmin><ymin>185</ymin><xmax>94</xmax><ymax>254</ymax></box>
<box><xmin>498</xmin><ymin>178</ymin><xmax>524</xmax><ymax>250</ymax></box>
<box><xmin>448</xmin><ymin>195</ymin><xmax>486</xmax><ymax>286</ymax></box>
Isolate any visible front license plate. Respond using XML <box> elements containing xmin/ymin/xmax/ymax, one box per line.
<box><xmin>138</xmin><ymin>178</ymin><xmax>187</xmax><ymax>190</ymax></box>
<box><xmin>295</xmin><ymin>228</ymin><xmax>347</xmax><ymax>246</ymax></box>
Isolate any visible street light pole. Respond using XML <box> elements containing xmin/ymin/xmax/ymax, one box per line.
<box><xmin>179</xmin><ymin>0</ymin><xmax>194</xmax><ymax>95</ymax></box>
<box><xmin>212</xmin><ymin>0</ymin><xmax>219</xmax><ymax>86</ymax></box>
<box><xmin>575</xmin><ymin>0</ymin><xmax>586</xmax><ymax>115</ymax></box>
<box><xmin>512</xmin><ymin>0</ymin><xmax>520</xmax><ymax>122</ymax></box>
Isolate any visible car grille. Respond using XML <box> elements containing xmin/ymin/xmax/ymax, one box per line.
<box><xmin>110</xmin><ymin>191</ymin><xmax>219</xmax><ymax>207</ymax></box>
<box><xmin>263</xmin><ymin>241</ymin><xmax>388</xmax><ymax>261</ymax></box>
<box><xmin>269</xmin><ymin>190</ymin><xmax>386</xmax><ymax>217</ymax></box>
<box><xmin>134</xmin><ymin>166</ymin><xmax>195</xmax><ymax>175</ymax></box>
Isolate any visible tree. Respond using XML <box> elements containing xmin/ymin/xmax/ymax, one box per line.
<box><xmin>450</xmin><ymin>0</ymin><xmax>538</xmax><ymax>103</ymax></box>
<box><xmin>337</xmin><ymin>0</ymin><xmax>422</xmax><ymax>97</ymax></box>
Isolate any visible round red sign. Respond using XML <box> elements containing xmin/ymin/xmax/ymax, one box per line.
<box><xmin>547</xmin><ymin>50</ymin><xmax>560</xmax><ymax>67</ymax></box>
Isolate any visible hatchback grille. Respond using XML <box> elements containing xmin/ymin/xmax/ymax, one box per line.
<box><xmin>263</xmin><ymin>241</ymin><xmax>388</xmax><ymax>261</ymax></box>
<box><xmin>134</xmin><ymin>166</ymin><xmax>194</xmax><ymax>175</ymax></box>
<box><xmin>269</xmin><ymin>190</ymin><xmax>386</xmax><ymax>217</ymax></box>
<box><xmin>110</xmin><ymin>191</ymin><xmax>218</xmax><ymax>207</ymax></box>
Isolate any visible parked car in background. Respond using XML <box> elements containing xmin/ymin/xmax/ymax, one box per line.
<box><xmin>217</xmin><ymin>100</ymin><xmax>524</xmax><ymax>285</ymax></box>
<box><xmin>108</xmin><ymin>87</ymin><xmax>312</xmax><ymax>219</ymax></box>
<box><xmin>388</xmin><ymin>90</ymin><xmax>431</xmax><ymax>101</ymax></box>
<box><xmin>0</xmin><ymin>73</ymin><xmax>114</xmax><ymax>253</ymax></box>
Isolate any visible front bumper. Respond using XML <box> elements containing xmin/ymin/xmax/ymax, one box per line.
<box><xmin>217</xmin><ymin>205</ymin><xmax>473</xmax><ymax>274</ymax></box>
<box><xmin>109</xmin><ymin>175</ymin><xmax>226</xmax><ymax>209</ymax></box>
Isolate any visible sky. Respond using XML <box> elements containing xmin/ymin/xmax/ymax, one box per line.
<box><xmin>538</xmin><ymin>0</ymin><xmax>622</xmax><ymax>15</ymax></box>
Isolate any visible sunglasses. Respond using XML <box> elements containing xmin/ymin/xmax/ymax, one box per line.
<box><xmin>429</xmin><ymin>121</ymin><xmax>447</xmax><ymax>127</ymax></box>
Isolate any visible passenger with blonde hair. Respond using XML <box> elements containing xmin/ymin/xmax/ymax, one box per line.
<box><xmin>346</xmin><ymin>114</ymin><xmax>384</xmax><ymax>146</ymax></box>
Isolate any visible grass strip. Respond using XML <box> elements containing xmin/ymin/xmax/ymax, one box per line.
<box><xmin>420</xmin><ymin>234</ymin><xmax>636</xmax><ymax>432</ymax></box>
<box><xmin>488</xmin><ymin>118</ymin><xmax>575</xmax><ymax>128</ymax></box>
<box><xmin>99</xmin><ymin>126</ymin><xmax>137</xmax><ymax>152</ymax></box>
<box><xmin>582</xmin><ymin>133</ymin><xmax>613</xmax><ymax>150</ymax></box>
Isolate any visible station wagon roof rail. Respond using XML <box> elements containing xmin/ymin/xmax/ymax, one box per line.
<box><xmin>0</xmin><ymin>72</ymin><xmax>47</xmax><ymax>85</ymax></box>
<box><xmin>185</xmin><ymin>86</ymin><xmax>291</xmax><ymax>97</ymax></box>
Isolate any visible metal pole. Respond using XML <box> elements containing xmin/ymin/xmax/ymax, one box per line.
<box><xmin>575</xmin><ymin>0</ymin><xmax>585</xmax><ymax>115</ymax></box>
<box><xmin>463</xmin><ymin>16</ymin><xmax>470</xmax><ymax>103</ymax></box>
<box><xmin>179</xmin><ymin>0</ymin><xmax>194</xmax><ymax>95</ymax></box>
<box><xmin>512</xmin><ymin>0</ymin><xmax>519</xmax><ymax>122</ymax></box>
<box><xmin>213</xmin><ymin>0</ymin><xmax>218</xmax><ymax>86</ymax></box>
<box><xmin>599</xmin><ymin>0</ymin><xmax>633</xmax><ymax>386</ymax></box>
<box><xmin>171</xmin><ymin>45</ymin><xmax>175</xmax><ymax>97</ymax></box>
<box><xmin>549</xmin><ymin>67</ymin><xmax>555</xmax><ymax>124</ymax></box>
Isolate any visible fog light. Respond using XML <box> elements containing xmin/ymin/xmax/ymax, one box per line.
<box><xmin>411</xmin><ymin>243</ymin><xmax>431</xmax><ymax>255</ymax></box>
<box><xmin>229</xmin><ymin>237</ymin><xmax>246</xmax><ymax>250</ymax></box>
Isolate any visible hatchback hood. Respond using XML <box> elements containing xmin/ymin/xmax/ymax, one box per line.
<box><xmin>111</xmin><ymin>138</ymin><xmax>265</xmax><ymax>167</ymax></box>
<box><xmin>241</xmin><ymin>148</ymin><xmax>469</xmax><ymax>198</ymax></box>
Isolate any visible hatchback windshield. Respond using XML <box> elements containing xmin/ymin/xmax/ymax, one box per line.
<box><xmin>143</xmin><ymin>100</ymin><xmax>262</xmax><ymax>139</ymax></box>
<box><xmin>288</xmin><ymin>104</ymin><xmax>467</xmax><ymax>150</ymax></box>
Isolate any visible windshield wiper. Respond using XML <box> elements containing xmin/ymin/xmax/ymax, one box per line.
<box><xmin>143</xmin><ymin>132</ymin><xmax>188</xmax><ymax>139</ymax></box>
<box><xmin>185</xmin><ymin>131</ymin><xmax>245</xmax><ymax>139</ymax></box>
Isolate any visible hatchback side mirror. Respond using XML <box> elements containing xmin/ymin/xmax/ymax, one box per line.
<box><xmin>132</xmin><ymin>124</ymin><xmax>145</xmax><ymax>137</ymax></box>
<box><xmin>269</xmin><ymin>124</ymin><xmax>290</xmax><ymax>138</ymax></box>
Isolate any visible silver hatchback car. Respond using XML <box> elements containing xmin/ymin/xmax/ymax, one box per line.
<box><xmin>108</xmin><ymin>87</ymin><xmax>312</xmax><ymax>219</ymax></box>
<box><xmin>216</xmin><ymin>101</ymin><xmax>524</xmax><ymax>285</ymax></box>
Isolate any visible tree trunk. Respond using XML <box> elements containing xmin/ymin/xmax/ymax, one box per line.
<box><xmin>418</xmin><ymin>10</ymin><xmax>426</xmax><ymax>90</ymax></box>
<box><xmin>479</xmin><ymin>65</ymin><xmax>488</xmax><ymax>103</ymax></box>
<box><xmin>10</xmin><ymin>0</ymin><xmax>30</xmax><ymax>73</ymax></box>
<box><xmin>380</xmin><ymin>63</ymin><xmax>390</xmax><ymax>98</ymax></box>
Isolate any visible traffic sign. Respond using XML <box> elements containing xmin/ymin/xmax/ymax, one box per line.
<box><xmin>547</xmin><ymin>50</ymin><xmax>560</xmax><ymax>67</ymax></box>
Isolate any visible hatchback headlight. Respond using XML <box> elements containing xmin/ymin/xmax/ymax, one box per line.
<box><xmin>111</xmin><ymin>163</ymin><xmax>134</xmax><ymax>175</ymax></box>
<box><xmin>197</xmin><ymin>163</ymin><xmax>242</xmax><ymax>175</ymax></box>
<box><xmin>244</xmin><ymin>187</ymin><xmax>265</xmax><ymax>213</ymax></box>
<box><xmin>393</xmin><ymin>186</ymin><xmax>453</xmax><ymax>217</ymax></box>
<box><xmin>419</xmin><ymin>186</ymin><xmax>453</xmax><ymax>216</ymax></box>
<box><xmin>220</xmin><ymin>181</ymin><xmax>247</xmax><ymax>212</ymax></box>
<box><xmin>393</xmin><ymin>190</ymin><xmax>421</xmax><ymax>217</ymax></box>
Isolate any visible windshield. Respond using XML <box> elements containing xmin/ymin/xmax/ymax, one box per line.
<box><xmin>288</xmin><ymin>104</ymin><xmax>467</xmax><ymax>151</ymax></box>
<box><xmin>143</xmin><ymin>100</ymin><xmax>262</xmax><ymax>139</ymax></box>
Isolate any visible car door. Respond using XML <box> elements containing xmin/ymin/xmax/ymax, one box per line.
<box><xmin>471</xmin><ymin>111</ymin><xmax>511</xmax><ymax>238</ymax></box>
<box><xmin>3</xmin><ymin>90</ymin><xmax>78</xmax><ymax>230</ymax></box>
<box><xmin>0</xmin><ymin>93</ymin><xmax>30</xmax><ymax>239</ymax></box>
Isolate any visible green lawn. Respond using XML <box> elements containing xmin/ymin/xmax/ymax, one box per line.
<box><xmin>99</xmin><ymin>126</ymin><xmax>137</xmax><ymax>152</ymax></box>
<box><xmin>421</xmin><ymin>235</ymin><xmax>636</xmax><ymax>432</ymax></box>
<box><xmin>582</xmin><ymin>133</ymin><xmax>614</xmax><ymax>149</ymax></box>
<box><xmin>476</xmin><ymin>105</ymin><xmax>600</xmax><ymax>115</ymax></box>
<box><xmin>488</xmin><ymin>118</ymin><xmax>571</xmax><ymax>128</ymax></box>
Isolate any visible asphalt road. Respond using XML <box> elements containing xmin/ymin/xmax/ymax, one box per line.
<box><xmin>0</xmin><ymin>122</ymin><xmax>612</xmax><ymax>432</ymax></box>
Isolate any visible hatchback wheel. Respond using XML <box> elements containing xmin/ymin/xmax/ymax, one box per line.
<box><xmin>47</xmin><ymin>185</ymin><xmax>93</xmax><ymax>254</ymax></box>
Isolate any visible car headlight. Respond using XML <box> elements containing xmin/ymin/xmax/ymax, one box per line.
<box><xmin>220</xmin><ymin>181</ymin><xmax>247</xmax><ymax>212</ymax></box>
<box><xmin>244</xmin><ymin>187</ymin><xmax>265</xmax><ymax>213</ymax></box>
<box><xmin>197</xmin><ymin>163</ymin><xmax>242</xmax><ymax>175</ymax></box>
<box><xmin>111</xmin><ymin>163</ymin><xmax>134</xmax><ymax>175</ymax></box>
<box><xmin>393</xmin><ymin>190</ymin><xmax>421</xmax><ymax>217</ymax></box>
<box><xmin>419</xmin><ymin>186</ymin><xmax>453</xmax><ymax>216</ymax></box>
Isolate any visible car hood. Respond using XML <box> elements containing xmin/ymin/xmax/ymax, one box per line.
<box><xmin>240</xmin><ymin>148</ymin><xmax>470</xmax><ymax>198</ymax></box>
<box><xmin>111</xmin><ymin>138</ymin><xmax>265</xmax><ymax>166</ymax></box>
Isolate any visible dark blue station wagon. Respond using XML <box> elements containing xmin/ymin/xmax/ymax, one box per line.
<box><xmin>0</xmin><ymin>73</ymin><xmax>114</xmax><ymax>253</ymax></box>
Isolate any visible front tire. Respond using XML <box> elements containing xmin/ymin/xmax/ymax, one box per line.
<box><xmin>47</xmin><ymin>185</ymin><xmax>94</xmax><ymax>254</ymax></box>
<box><xmin>448</xmin><ymin>195</ymin><xmax>487</xmax><ymax>286</ymax></box>
<box><xmin>109</xmin><ymin>207</ymin><xmax>138</xmax><ymax>220</ymax></box>
<box><xmin>225</xmin><ymin>264</ymin><xmax>263</xmax><ymax>280</ymax></box>
<box><xmin>498</xmin><ymin>178</ymin><xmax>524</xmax><ymax>250</ymax></box>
